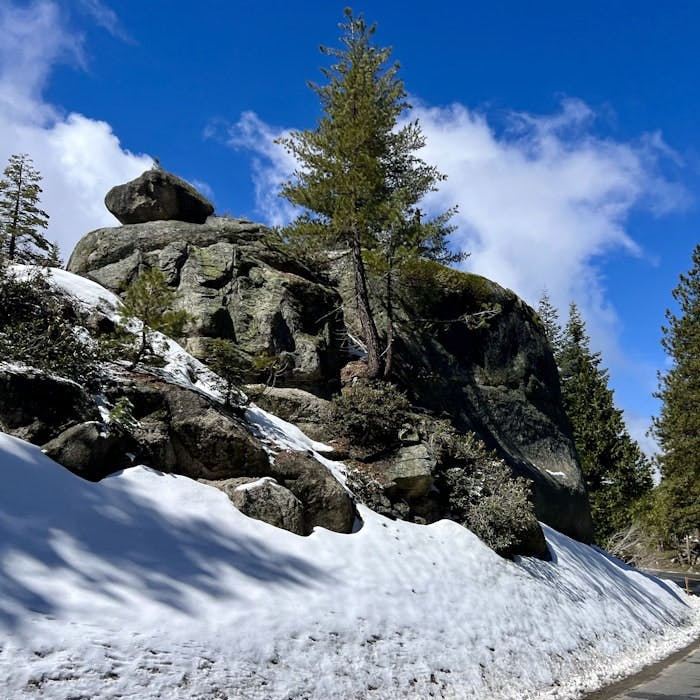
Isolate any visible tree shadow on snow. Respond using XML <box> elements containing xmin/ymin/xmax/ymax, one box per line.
<box><xmin>516</xmin><ymin>526</ymin><xmax>690</xmax><ymax>628</ymax></box>
<box><xmin>0</xmin><ymin>438</ymin><xmax>333</xmax><ymax>631</ymax></box>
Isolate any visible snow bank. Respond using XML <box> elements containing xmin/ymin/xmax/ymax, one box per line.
<box><xmin>0</xmin><ymin>433</ymin><xmax>697</xmax><ymax>699</ymax></box>
<box><xmin>1</xmin><ymin>267</ymin><xmax>697</xmax><ymax>698</ymax></box>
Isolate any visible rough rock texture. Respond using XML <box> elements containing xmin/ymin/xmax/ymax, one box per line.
<box><xmin>68</xmin><ymin>218</ymin><xmax>346</xmax><ymax>396</ymax></box>
<box><xmin>103</xmin><ymin>377</ymin><xmax>270</xmax><ymax>480</ymax></box>
<box><xmin>0</xmin><ymin>366</ymin><xmax>100</xmax><ymax>444</ymax></box>
<box><xmin>372</xmin><ymin>443</ymin><xmax>436</xmax><ymax>500</ymax></box>
<box><xmin>202</xmin><ymin>477</ymin><xmax>305</xmax><ymax>535</ymax></box>
<box><xmin>105</xmin><ymin>169</ymin><xmax>214</xmax><ymax>225</ymax></box>
<box><xmin>250</xmin><ymin>386</ymin><xmax>331</xmax><ymax>442</ymax></box>
<box><xmin>42</xmin><ymin>421</ymin><xmax>136</xmax><ymax>481</ymax></box>
<box><xmin>270</xmin><ymin>451</ymin><xmax>355</xmax><ymax>534</ymax></box>
<box><xmin>330</xmin><ymin>257</ymin><xmax>593</xmax><ymax>543</ymax></box>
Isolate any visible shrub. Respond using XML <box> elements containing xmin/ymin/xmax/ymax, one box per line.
<box><xmin>432</xmin><ymin>421</ymin><xmax>536</xmax><ymax>555</ymax></box>
<box><xmin>325</xmin><ymin>381</ymin><xmax>411</xmax><ymax>447</ymax></box>
<box><xmin>108</xmin><ymin>397</ymin><xmax>138</xmax><ymax>435</ymax></box>
<box><xmin>0</xmin><ymin>265</ymin><xmax>97</xmax><ymax>382</ymax></box>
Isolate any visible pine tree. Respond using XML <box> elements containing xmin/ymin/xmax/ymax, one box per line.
<box><xmin>536</xmin><ymin>288</ymin><xmax>563</xmax><ymax>357</ymax></box>
<box><xmin>652</xmin><ymin>244</ymin><xmax>700</xmax><ymax>559</ymax></box>
<box><xmin>558</xmin><ymin>303</ymin><xmax>653</xmax><ymax>544</ymax></box>
<box><xmin>208</xmin><ymin>338</ymin><xmax>249</xmax><ymax>408</ymax></box>
<box><xmin>277</xmin><ymin>9</ymin><xmax>454</xmax><ymax>379</ymax></box>
<box><xmin>0</xmin><ymin>154</ymin><xmax>50</xmax><ymax>263</ymax></box>
<box><xmin>119</xmin><ymin>268</ymin><xmax>190</xmax><ymax>369</ymax></box>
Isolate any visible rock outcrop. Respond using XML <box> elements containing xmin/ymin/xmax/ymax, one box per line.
<box><xmin>202</xmin><ymin>477</ymin><xmax>306</xmax><ymax>535</ymax></box>
<box><xmin>68</xmin><ymin>218</ymin><xmax>345</xmax><ymax>396</ymax></box>
<box><xmin>0</xmin><ymin>366</ymin><xmax>100</xmax><ymax>444</ymax></box>
<box><xmin>67</xmin><ymin>209</ymin><xmax>592</xmax><ymax>543</ymax></box>
<box><xmin>330</xmin><ymin>258</ymin><xmax>593</xmax><ymax>543</ymax></box>
<box><xmin>105</xmin><ymin>169</ymin><xmax>214</xmax><ymax>225</ymax></box>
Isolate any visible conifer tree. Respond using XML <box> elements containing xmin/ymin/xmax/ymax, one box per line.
<box><xmin>652</xmin><ymin>244</ymin><xmax>700</xmax><ymax>558</ymax></box>
<box><xmin>277</xmin><ymin>9</ymin><xmax>455</xmax><ymax>378</ymax></box>
<box><xmin>559</xmin><ymin>303</ymin><xmax>653</xmax><ymax>543</ymax></box>
<box><xmin>208</xmin><ymin>338</ymin><xmax>249</xmax><ymax>408</ymax></box>
<box><xmin>0</xmin><ymin>153</ymin><xmax>50</xmax><ymax>263</ymax></box>
<box><xmin>119</xmin><ymin>268</ymin><xmax>190</xmax><ymax>369</ymax></box>
<box><xmin>536</xmin><ymin>289</ymin><xmax>563</xmax><ymax>357</ymax></box>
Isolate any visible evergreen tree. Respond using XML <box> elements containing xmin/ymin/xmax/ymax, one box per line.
<box><xmin>277</xmin><ymin>9</ymin><xmax>454</xmax><ymax>378</ymax></box>
<box><xmin>536</xmin><ymin>288</ymin><xmax>563</xmax><ymax>357</ymax></box>
<box><xmin>0</xmin><ymin>154</ymin><xmax>50</xmax><ymax>263</ymax></box>
<box><xmin>208</xmin><ymin>338</ymin><xmax>249</xmax><ymax>408</ymax></box>
<box><xmin>558</xmin><ymin>303</ymin><xmax>653</xmax><ymax>543</ymax></box>
<box><xmin>119</xmin><ymin>268</ymin><xmax>190</xmax><ymax>369</ymax></box>
<box><xmin>651</xmin><ymin>244</ymin><xmax>700</xmax><ymax>558</ymax></box>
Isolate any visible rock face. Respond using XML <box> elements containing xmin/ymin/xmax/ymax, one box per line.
<box><xmin>105</xmin><ymin>169</ymin><xmax>214</xmax><ymax>225</ymax></box>
<box><xmin>102</xmin><ymin>377</ymin><xmax>271</xmax><ymax>481</ymax></box>
<box><xmin>204</xmin><ymin>477</ymin><xmax>306</xmax><ymax>535</ymax></box>
<box><xmin>67</xmin><ymin>218</ymin><xmax>345</xmax><ymax>396</ymax></box>
<box><xmin>67</xmin><ymin>213</ymin><xmax>592</xmax><ymax>542</ymax></box>
<box><xmin>0</xmin><ymin>366</ymin><xmax>100</xmax><ymax>444</ymax></box>
<box><xmin>330</xmin><ymin>259</ymin><xmax>594</xmax><ymax>543</ymax></box>
<box><xmin>270</xmin><ymin>451</ymin><xmax>355</xmax><ymax>534</ymax></box>
<box><xmin>42</xmin><ymin>421</ymin><xmax>136</xmax><ymax>481</ymax></box>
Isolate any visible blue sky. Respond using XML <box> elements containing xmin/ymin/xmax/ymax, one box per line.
<box><xmin>2</xmin><ymin>1</ymin><xmax>700</xmax><ymax>455</ymax></box>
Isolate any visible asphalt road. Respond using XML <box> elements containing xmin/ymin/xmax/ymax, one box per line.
<box><xmin>645</xmin><ymin>571</ymin><xmax>700</xmax><ymax>597</ymax></box>
<box><xmin>584</xmin><ymin>616</ymin><xmax>700</xmax><ymax>700</ymax></box>
<box><xmin>609</xmin><ymin>644</ymin><xmax>700</xmax><ymax>699</ymax></box>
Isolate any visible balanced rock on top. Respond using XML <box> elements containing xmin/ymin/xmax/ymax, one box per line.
<box><xmin>105</xmin><ymin>168</ymin><xmax>214</xmax><ymax>225</ymax></box>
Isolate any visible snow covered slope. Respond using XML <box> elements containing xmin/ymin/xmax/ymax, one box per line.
<box><xmin>1</xmin><ymin>267</ymin><xmax>698</xmax><ymax>699</ymax></box>
<box><xmin>0</xmin><ymin>432</ymin><xmax>698</xmax><ymax>700</ymax></box>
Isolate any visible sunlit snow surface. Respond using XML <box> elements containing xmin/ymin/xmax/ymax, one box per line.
<box><xmin>1</xmin><ymin>268</ymin><xmax>698</xmax><ymax>699</ymax></box>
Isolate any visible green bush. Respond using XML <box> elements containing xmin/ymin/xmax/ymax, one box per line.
<box><xmin>432</xmin><ymin>421</ymin><xmax>536</xmax><ymax>555</ymax></box>
<box><xmin>325</xmin><ymin>381</ymin><xmax>411</xmax><ymax>447</ymax></box>
<box><xmin>0</xmin><ymin>265</ymin><xmax>97</xmax><ymax>382</ymax></box>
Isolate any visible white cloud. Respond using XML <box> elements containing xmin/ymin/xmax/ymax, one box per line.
<box><xmin>220</xmin><ymin>111</ymin><xmax>300</xmax><ymax>226</ymax></box>
<box><xmin>75</xmin><ymin>0</ymin><xmax>132</xmax><ymax>42</ymax></box>
<box><xmin>0</xmin><ymin>1</ymin><xmax>151</xmax><ymax>262</ymax></box>
<box><xmin>226</xmin><ymin>99</ymin><xmax>686</xmax><ymax>366</ymax></box>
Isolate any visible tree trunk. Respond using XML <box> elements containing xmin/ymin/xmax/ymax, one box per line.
<box><xmin>8</xmin><ymin>161</ymin><xmax>22</xmax><ymax>261</ymax></box>
<box><xmin>384</xmin><ymin>263</ymin><xmax>394</xmax><ymax>379</ymax></box>
<box><xmin>350</xmin><ymin>232</ymin><xmax>383</xmax><ymax>378</ymax></box>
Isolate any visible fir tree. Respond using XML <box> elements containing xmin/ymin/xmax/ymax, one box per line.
<box><xmin>277</xmin><ymin>9</ymin><xmax>455</xmax><ymax>379</ymax></box>
<box><xmin>536</xmin><ymin>288</ymin><xmax>563</xmax><ymax>357</ymax></box>
<box><xmin>208</xmin><ymin>338</ymin><xmax>249</xmax><ymax>408</ymax></box>
<box><xmin>559</xmin><ymin>303</ymin><xmax>653</xmax><ymax>543</ymax></box>
<box><xmin>651</xmin><ymin>244</ymin><xmax>700</xmax><ymax>559</ymax></box>
<box><xmin>0</xmin><ymin>154</ymin><xmax>50</xmax><ymax>263</ymax></box>
<box><xmin>119</xmin><ymin>268</ymin><xmax>190</xmax><ymax>369</ymax></box>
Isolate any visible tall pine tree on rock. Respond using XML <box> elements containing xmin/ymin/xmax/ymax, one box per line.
<box><xmin>652</xmin><ymin>244</ymin><xmax>700</xmax><ymax>559</ymax></box>
<box><xmin>277</xmin><ymin>9</ymin><xmax>454</xmax><ymax>379</ymax></box>
<box><xmin>0</xmin><ymin>153</ymin><xmax>51</xmax><ymax>264</ymax></box>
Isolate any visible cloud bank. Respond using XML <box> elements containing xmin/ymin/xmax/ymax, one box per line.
<box><xmin>0</xmin><ymin>1</ymin><xmax>151</xmax><ymax>263</ymax></box>
<box><xmin>225</xmin><ymin>100</ymin><xmax>686</xmax><ymax>360</ymax></box>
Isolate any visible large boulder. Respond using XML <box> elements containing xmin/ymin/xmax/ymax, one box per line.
<box><xmin>329</xmin><ymin>258</ymin><xmax>594</xmax><ymax>543</ymax></box>
<box><xmin>202</xmin><ymin>477</ymin><xmax>305</xmax><ymax>535</ymax></box>
<box><xmin>105</xmin><ymin>169</ymin><xmax>214</xmax><ymax>225</ymax></box>
<box><xmin>68</xmin><ymin>219</ymin><xmax>346</xmax><ymax>396</ymax></box>
<box><xmin>251</xmin><ymin>386</ymin><xmax>331</xmax><ymax>441</ymax></box>
<box><xmin>42</xmin><ymin>421</ymin><xmax>136</xmax><ymax>481</ymax></box>
<box><xmin>270</xmin><ymin>451</ymin><xmax>355</xmax><ymax>534</ymax></box>
<box><xmin>103</xmin><ymin>377</ymin><xmax>270</xmax><ymax>480</ymax></box>
<box><xmin>0</xmin><ymin>365</ymin><xmax>100</xmax><ymax>444</ymax></box>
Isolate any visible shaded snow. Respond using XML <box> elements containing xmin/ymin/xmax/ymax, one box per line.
<box><xmin>0</xmin><ymin>433</ymin><xmax>698</xmax><ymax>699</ymax></box>
<box><xmin>1</xmin><ymin>267</ymin><xmax>698</xmax><ymax>698</ymax></box>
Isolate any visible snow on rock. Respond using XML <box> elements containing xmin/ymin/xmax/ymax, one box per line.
<box><xmin>0</xmin><ymin>431</ymin><xmax>698</xmax><ymax>700</ymax></box>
